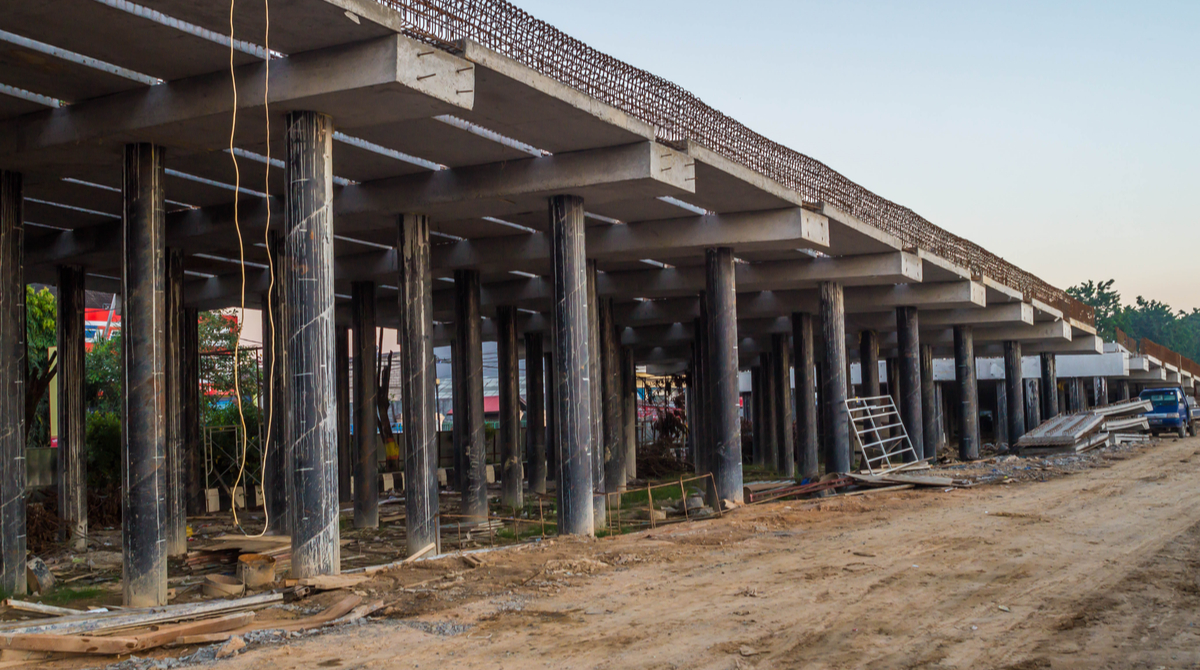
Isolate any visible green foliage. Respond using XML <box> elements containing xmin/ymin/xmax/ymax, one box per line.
<box><xmin>86</xmin><ymin>333</ymin><xmax>122</xmax><ymax>414</ymax></box>
<box><xmin>41</xmin><ymin>586</ymin><xmax>106</xmax><ymax>605</ymax></box>
<box><xmin>198</xmin><ymin>311</ymin><xmax>261</xmax><ymax>429</ymax></box>
<box><xmin>85</xmin><ymin>412</ymin><xmax>122</xmax><ymax>491</ymax></box>
<box><xmin>25</xmin><ymin>286</ymin><xmax>57</xmax><ymax>447</ymax></box>
<box><xmin>1068</xmin><ymin>279</ymin><xmax>1200</xmax><ymax>361</ymax></box>
<box><xmin>26</xmin><ymin>286</ymin><xmax>56</xmax><ymax>371</ymax></box>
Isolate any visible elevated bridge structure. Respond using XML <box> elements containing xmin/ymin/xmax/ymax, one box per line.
<box><xmin>0</xmin><ymin>0</ymin><xmax>1103</xmax><ymax>602</ymax></box>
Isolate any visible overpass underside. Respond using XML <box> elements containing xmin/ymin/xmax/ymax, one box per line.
<box><xmin>0</xmin><ymin>0</ymin><xmax>1106</xmax><ymax>603</ymax></box>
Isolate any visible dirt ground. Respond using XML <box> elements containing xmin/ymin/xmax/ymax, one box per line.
<box><xmin>126</xmin><ymin>434</ymin><xmax>1191</xmax><ymax>670</ymax></box>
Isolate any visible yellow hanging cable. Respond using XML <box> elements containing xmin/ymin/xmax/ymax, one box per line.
<box><xmin>227</xmin><ymin>0</ymin><xmax>276</xmax><ymax>537</ymax></box>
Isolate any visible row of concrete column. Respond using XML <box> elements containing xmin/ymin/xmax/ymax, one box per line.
<box><xmin>741</xmin><ymin>303</ymin><xmax>1063</xmax><ymax>475</ymax></box>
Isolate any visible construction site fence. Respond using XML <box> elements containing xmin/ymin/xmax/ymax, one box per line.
<box><xmin>378</xmin><ymin>0</ymin><xmax>1092</xmax><ymax>325</ymax></box>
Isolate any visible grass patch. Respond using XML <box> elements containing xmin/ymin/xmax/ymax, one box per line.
<box><xmin>618</xmin><ymin>483</ymin><xmax>685</xmax><ymax>507</ymax></box>
<box><xmin>41</xmin><ymin>586</ymin><xmax>106</xmax><ymax>605</ymax></box>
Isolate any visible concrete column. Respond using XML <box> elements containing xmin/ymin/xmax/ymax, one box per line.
<box><xmin>706</xmin><ymin>247</ymin><xmax>743</xmax><ymax>502</ymax></box>
<box><xmin>887</xmin><ymin>357</ymin><xmax>901</xmax><ymax>425</ymax></box>
<box><xmin>450</xmin><ymin>336</ymin><xmax>463</xmax><ymax>490</ymax></box>
<box><xmin>759</xmin><ymin>352</ymin><xmax>777</xmax><ymax>470</ymax></box>
<box><xmin>691</xmin><ymin>360</ymin><xmax>700</xmax><ymax>470</ymax></box>
<box><xmin>820</xmin><ymin>282</ymin><xmax>850</xmax><ymax>474</ymax></box>
<box><xmin>772</xmin><ymin>334</ymin><xmax>795</xmax><ymax>477</ymax></box>
<box><xmin>454</xmin><ymin>269</ymin><xmax>487</xmax><ymax>520</ymax></box>
<box><xmin>919</xmin><ymin>344</ymin><xmax>939</xmax><ymax>461</ymax></box>
<box><xmin>57</xmin><ymin>265</ymin><xmax>87</xmax><ymax>551</ymax></box>
<box><xmin>750</xmin><ymin>365</ymin><xmax>764</xmax><ymax>466</ymax></box>
<box><xmin>262</xmin><ymin>232</ymin><xmax>288</xmax><ymax>532</ymax></box>
<box><xmin>622</xmin><ymin>347</ymin><xmax>637</xmax><ymax>482</ymax></box>
<box><xmin>398</xmin><ymin>214</ymin><xmax>438</xmax><ymax>553</ymax></box>
<box><xmin>0</xmin><ymin>172</ymin><xmax>24</xmax><ymax>595</ymax></box>
<box><xmin>335</xmin><ymin>326</ymin><xmax>352</xmax><ymax>504</ymax></box>
<box><xmin>164</xmin><ymin>249</ymin><xmax>186</xmax><ymax>556</ymax></box>
<box><xmin>792</xmin><ymin>313</ymin><xmax>819</xmax><ymax>481</ymax></box>
<box><xmin>183</xmin><ymin>308</ymin><xmax>203</xmax><ymax>517</ymax></box>
<box><xmin>896</xmin><ymin>307</ymin><xmax>923</xmax><ymax>461</ymax></box>
<box><xmin>549</xmin><ymin>195</ymin><xmax>594</xmax><ymax>535</ymax></box>
<box><xmin>497</xmin><ymin>306</ymin><xmax>522</xmax><ymax>510</ymax></box>
<box><xmin>525</xmin><ymin>332</ymin><xmax>547</xmax><ymax>494</ymax></box>
<box><xmin>0</xmin><ymin>171</ymin><xmax>23</xmax><ymax>596</ymax></box>
<box><xmin>1004</xmin><ymin>340</ymin><xmax>1025</xmax><ymax>444</ymax></box>
<box><xmin>954</xmin><ymin>325</ymin><xmax>980</xmax><ymax>461</ymax></box>
<box><xmin>1040</xmin><ymin>353</ymin><xmax>1059</xmax><ymax>420</ymax></box>
<box><xmin>996</xmin><ymin>381</ymin><xmax>1009</xmax><ymax>447</ymax></box>
<box><xmin>1118</xmin><ymin>380</ymin><xmax>1131</xmax><ymax>402</ymax></box>
<box><xmin>351</xmin><ymin>281</ymin><xmax>378</xmax><ymax>529</ymax></box>
<box><xmin>544</xmin><ymin>350</ymin><xmax>558</xmax><ymax>479</ymax></box>
<box><xmin>694</xmin><ymin>304</ymin><xmax>711</xmax><ymax>475</ymax></box>
<box><xmin>1066</xmin><ymin>379</ymin><xmax>1083</xmax><ymax>413</ymax></box>
<box><xmin>1025</xmin><ymin>379</ymin><xmax>1041</xmax><ymax>432</ymax></box>
<box><xmin>122</xmin><ymin>143</ymin><xmax>167</xmax><ymax>605</ymax></box>
<box><xmin>859</xmin><ymin>330</ymin><xmax>880</xmax><ymax>399</ymax></box>
<box><xmin>600</xmin><ymin>298</ymin><xmax>626</xmax><ymax>492</ymax></box>
<box><xmin>586</xmin><ymin>261</ymin><xmax>606</xmax><ymax>528</ymax></box>
<box><xmin>283</xmin><ymin>111</ymin><xmax>339</xmax><ymax>578</ymax></box>
<box><xmin>1094</xmin><ymin>377</ymin><xmax>1109</xmax><ymax>406</ymax></box>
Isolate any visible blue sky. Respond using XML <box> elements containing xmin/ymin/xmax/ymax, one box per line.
<box><xmin>509</xmin><ymin>0</ymin><xmax>1200</xmax><ymax>311</ymax></box>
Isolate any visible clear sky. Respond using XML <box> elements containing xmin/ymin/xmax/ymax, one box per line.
<box><xmin>508</xmin><ymin>0</ymin><xmax>1200</xmax><ymax>312</ymax></box>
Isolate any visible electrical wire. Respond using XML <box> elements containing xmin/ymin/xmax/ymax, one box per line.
<box><xmin>226</xmin><ymin>0</ymin><xmax>274</xmax><ymax>537</ymax></box>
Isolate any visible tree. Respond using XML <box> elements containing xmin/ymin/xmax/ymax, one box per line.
<box><xmin>1068</xmin><ymin>279</ymin><xmax>1200</xmax><ymax>363</ymax></box>
<box><xmin>25</xmin><ymin>286</ymin><xmax>58</xmax><ymax>447</ymax></box>
<box><xmin>1066</xmin><ymin>279</ymin><xmax>1124</xmax><ymax>340</ymax></box>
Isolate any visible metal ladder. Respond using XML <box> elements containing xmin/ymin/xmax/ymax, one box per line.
<box><xmin>845</xmin><ymin>395</ymin><xmax>920</xmax><ymax>475</ymax></box>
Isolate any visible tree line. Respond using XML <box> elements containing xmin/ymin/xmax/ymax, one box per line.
<box><xmin>1068</xmin><ymin>279</ymin><xmax>1200</xmax><ymax>361</ymax></box>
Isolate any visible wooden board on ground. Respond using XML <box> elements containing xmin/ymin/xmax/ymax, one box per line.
<box><xmin>848</xmin><ymin>472</ymin><xmax>973</xmax><ymax>488</ymax></box>
<box><xmin>298</xmin><ymin>575</ymin><xmax>369</xmax><ymax>591</ymax></box>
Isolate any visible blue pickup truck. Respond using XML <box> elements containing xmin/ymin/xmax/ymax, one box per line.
<box><xmin>1140</xmin><ymin>386</ymin><xmax>1200</xmax><ymax>438</ymax></box>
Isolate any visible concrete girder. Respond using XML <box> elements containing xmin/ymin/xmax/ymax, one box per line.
<box><xmin>595</xmin><ymin>252</ymin><xmax>919</xmax><ymax>299</ymax></box>
<box><xmin>334</xmin><ymin>141</ymin><xmax>694</xmax><ymax>226</ymax></box>
<box><xmin>1024</xmin><ymin>335</ymin><xmax>1104</xmax><ymax>355</ymax></box>
<box><xmin>0</xmin><ymin>35</ymin><xmax>474</xmax><ymax>172</ymax></box>
<box><xmin>427</xmin><ymin>208</ymin><xmax>830</xmax><ymax>274</ymax></box>
<box><xmin>846</xmin><ymin>302</ymin><xmax>1034</xmax><ymax>333</ymax></box>
<box><xmin>26</xmin><ymin>198</ymin><xmax>275</xmax><ymax>270</ymax></box>
<box><xmin>328</xmin><ymin>208</ymin><xmax>831</xmax><ymax>280</ymax></box>
<box><xmin>609</xmin><ymin>281</ymin><xmax>985</xmax><ymax>327</ymax></box>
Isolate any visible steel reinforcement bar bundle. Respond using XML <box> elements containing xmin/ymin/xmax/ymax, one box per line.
<box><xmin>375</xmin><ymin>0</ymin><xmax>1094</xmax><ymax>325</ymax></box>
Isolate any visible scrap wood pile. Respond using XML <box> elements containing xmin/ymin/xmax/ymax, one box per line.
<box><xmin>1016</xmin><ymin>398</ymin><xmax>1152</xmax><ymax>455</ymax></box>
<box><xmin>184</xmin><ymin>534</ymin><xmax>292</xmax><ymax>576</ymax></box>
<box><xmin>0</xmin><ymin>588</ymin><xmax>383</xmax><ymax>664</ymax></box>
<box><xmin>742</xmin><ymin>462</ymin><xmax>973</xmax><ymax>504</ymax></box>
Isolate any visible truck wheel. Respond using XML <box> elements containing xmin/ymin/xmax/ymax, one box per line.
<box><xmin>1178</xmin><ymin>425</ymin><xmax>1187</xmax><ymax>439</ymax></box>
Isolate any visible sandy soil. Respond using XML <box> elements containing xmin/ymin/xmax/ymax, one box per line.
<box><xmin>152</xmin><ymin>435</ymin><xmax>1197</xmax><ymax>670</ymax></box>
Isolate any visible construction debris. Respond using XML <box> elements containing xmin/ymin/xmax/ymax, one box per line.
<box><xmin>1017</xmin><ymin>399</ymin><xmax>1152</xmax><ymax>455</ymax></box>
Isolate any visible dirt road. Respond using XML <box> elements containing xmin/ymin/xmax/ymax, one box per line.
<box><xmin>213</xmin><ymin>437</ymin><xmax>1200</xmax><ymax>670</ymax></box>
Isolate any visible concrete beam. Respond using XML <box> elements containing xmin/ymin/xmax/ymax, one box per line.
<box><xmin>335</xmin><ymin>141</ymin><xmax>694</xmax><ymax>223</ymax></box>
<box><xmin>597</xmin><ymin>252</ymin><xmax>919</xmax><ymax>298</ymax></box>
<box><xmin>1024</xmin><ymin>335</ymin><xmax>1104</xmax><ymax>355</ymax></box>
<box><xmin>428</xmin><ymin>208</ymin><xmax>830</xmax><ymax>274</ymax></box>
<box><xmin>611</xmin><ymin>281</ymin><xmax>985</xmax><ymax>327</ymax></box>
<box><xmin>847</xmin><ymin>302</ymin><xmax>1033</xmax><ymax>332</ymax></box>
<box><xmin>0</xmin><ymin>35</ymin><xmax>474</xmax><ymax>170</ymax></box>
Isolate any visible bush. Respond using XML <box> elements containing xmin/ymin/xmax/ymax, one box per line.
<box><xmin>86</xmin><ymin>412</ymin><xmax>122</xmax><ymax>491</ymax></box>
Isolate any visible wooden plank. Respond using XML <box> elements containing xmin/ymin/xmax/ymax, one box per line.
<box><xmin>128</xmin><ymin>612</ymin><xmax>257</xmax><ymax>651</ymax></box>
<box><xmin>298</xmin><ymin>575</ymin><xmax>369</xmax><ymax>591</ymax></box>
<box><xmin>0</xmin><ymin>593</ymin><xmax>282</xmax><ymax>637</ymax></box>
<box><xmin>1</xmin><ymin>600</ymin><xmax>84</xmax><ymax>617</ymax></box>
<box><xmin>175</xmin><ymin>594</ymin><xmax>363</xmax><ymax>645</ymax></box>
<box><xmin>0</xmin><ymin>632</ymin><xmax>139</xmax><ymax>655</ymax></box>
